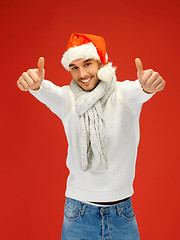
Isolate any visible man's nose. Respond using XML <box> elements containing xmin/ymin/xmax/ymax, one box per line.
<box><xmin>79</xmin><ymin>67</ymin><xmax>88</xmax><ymax>79</ymax></box>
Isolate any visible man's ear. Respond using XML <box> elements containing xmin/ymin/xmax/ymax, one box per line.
<box><xmin>98</xmin><ymin>61</ymin><xmax>104</xmax><ymax>69</ymax></box>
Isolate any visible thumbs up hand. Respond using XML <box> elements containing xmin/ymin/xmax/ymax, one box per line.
<box><xmin>135</xmin><ymin>58</ymin><xmax>166</xmax><ymax>94</ymax></box>
<box><xmin>17</xmin><ymin>57</ymin><xmax>45</xmax><ymax>91</ymax></box>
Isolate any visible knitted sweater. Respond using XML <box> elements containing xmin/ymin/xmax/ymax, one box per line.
<box><xmin>29</xmin><ymin>79</ymin><xmax>154</xmax><ymax>202</ymax></box>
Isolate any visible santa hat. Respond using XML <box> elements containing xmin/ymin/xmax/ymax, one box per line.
<box><xmin>61</xmin><ymin>33</ymin><xmax>108</xmax><ymax>71</ymax></box>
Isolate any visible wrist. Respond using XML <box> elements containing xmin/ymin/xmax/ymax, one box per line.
<box><xmin>31</xmin><ymin>86</ymin><xmax>40</xmax><ymax>91</ymax></box>
<box><xmin>142</xmin><ymin>88</ymin><xmax>154</xmax><ymax>94</ymax></box>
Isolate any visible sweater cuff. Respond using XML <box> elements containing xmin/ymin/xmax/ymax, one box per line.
<box><xmin>135</xmin><ymin>80</ymin><xmax>155</xmax><ymax>103</ymax></box>
<box><xmin>29</xmin><ymin>79</ymin><xmax>48</xmax><ymax>94</ymax></box>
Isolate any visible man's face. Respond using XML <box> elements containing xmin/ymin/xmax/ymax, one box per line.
<box><xmin>69</xmin><ymin>58</ymin><xmax>102</xmax><ymax>91</ymax></box>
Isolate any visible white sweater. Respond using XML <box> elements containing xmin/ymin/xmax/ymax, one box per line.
<box><xmin>29</xmin><ymin>79</ymin><xmax>154</xmax><ymax>202</ymax></box>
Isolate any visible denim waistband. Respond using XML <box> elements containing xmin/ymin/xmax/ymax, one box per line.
<box><xmin>65</xmin><ymin>196</ymin><xmax>132</xmax><ymax>214</ymax></box>
<box><xmin>89</xmin><ymin>196</ymin><xmax>131</xmax><ymax>205</ymax></box>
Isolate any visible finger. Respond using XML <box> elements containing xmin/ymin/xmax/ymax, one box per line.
<box><xmin>17</xmin><ymin>81</ymin><xmax>26</xmax><ymax>91</ymax></box>
<box><xmin>27</xmin><ymin>69</ymin><xmax>40</xmax><ymax>83</ymax></box>
<box><xmin>140</xmin><ymin>69</ymin><xmax>153</xmax><ymax>86</ymax></box>
<box><xmin>22</xmin><ymin>72</ymin><xmax>35</xmax><ymax>87</ymax></box>
<box><xmin>151</xmin><ymin>76</ymin><xmax>162</xmax><ymax>89</ymax></box>
<box><xmin>135</xmin><ymin>58</ymin><xmax>143</xmax><ymax>78</ymax></box>
<box><xmin>145</xmin><ymin>72</ymin><xmax>159</xmax><ymax>86</ymax></box>
<box><xmin>155</xmin><ymin>80</ymin><xmax>166</xmax><ymax>91</ymax></box>
<box><xmin>38</xmin><ymin>57</ymin><xmax>44</xmax><ymax>79</ymax></box>
<box><xmin>18</xmin><ymin>76</ymin><xmax>30</xmax><ymax>90</ymax></box>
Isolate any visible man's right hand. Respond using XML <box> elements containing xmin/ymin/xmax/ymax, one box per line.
<box><xmin>17</xmin><ymin>57</ymin><xmax>45</xmax><ymax>91</ymax></box>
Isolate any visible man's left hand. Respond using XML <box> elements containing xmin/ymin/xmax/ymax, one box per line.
<box><xmin>135</xmin><ymin>58</ymin><xmax>166</xmax><ymax>94</ymax></box>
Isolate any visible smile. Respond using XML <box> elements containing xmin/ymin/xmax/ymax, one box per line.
<box><xmin>81</xmin><ymin>76</ymin><xmax>92</xmax><ymax>83</ymax></box>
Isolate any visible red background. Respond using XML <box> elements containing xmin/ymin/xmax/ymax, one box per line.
<box><xmin>1</xmin><ymin>0</ymin><xmax>180</xmax><ymax>239</ymax></box>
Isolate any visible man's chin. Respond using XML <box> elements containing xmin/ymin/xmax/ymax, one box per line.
<box><xmin>81</xmin><ymin>85</ymin><xmax>93</xmax><ymax>91</ymax></box>
<box><xmin>82</xmin><ymin>83</ymin><xmax>99</xmax><ymax>91</ymax></box>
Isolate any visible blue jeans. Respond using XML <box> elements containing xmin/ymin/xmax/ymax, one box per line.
<box><xmin>61</xmin><ymin>196</ymin><xmax>141</xmax><ymax>240</ymax></box>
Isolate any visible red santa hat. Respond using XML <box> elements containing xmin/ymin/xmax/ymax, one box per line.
<box><xmin>61</xmin><ymin>33</ymin><xmax>108</xmax><ymax>71</ymax></box>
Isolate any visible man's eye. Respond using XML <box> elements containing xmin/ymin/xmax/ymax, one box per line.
<box><xmin>72</xmin><ymin>67</ymin><xmax>78</xmax><ymax>70</ymax></box>
<box><xmin>85</xmin><ymin>63</ymin><xmax>91</xmax><ymax>67</ymax></box>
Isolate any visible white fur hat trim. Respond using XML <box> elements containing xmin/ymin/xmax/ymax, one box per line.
<box><xmin>61</xmin><ymin>42</ymin><xmax>101</xmax><ymax>71</ymax></box>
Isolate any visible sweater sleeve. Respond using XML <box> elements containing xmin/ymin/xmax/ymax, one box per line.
<box><xmin>117</xmin><ymin>79</ymin><xmax>155</xmax><ymax>114</ymax></box>
<box><xmin>29</xmin><ymin>79</ymin><xmax>72</xmax><ymax>119</ymax></box>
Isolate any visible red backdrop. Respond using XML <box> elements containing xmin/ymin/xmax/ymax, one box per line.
<box><xmin>1</xmin><ymin>0</ymin><xmax>180</xmax><ymax>239</ymax></box>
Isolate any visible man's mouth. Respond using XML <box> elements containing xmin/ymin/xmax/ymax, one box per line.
<box><xmin>81</xmin><ymin>76</ymin><xmax>93</xmax><ymax>84</ymax></box>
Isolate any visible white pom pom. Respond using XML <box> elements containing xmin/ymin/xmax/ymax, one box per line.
<box><xmin>97</xmin><ymin>62</ymin><xmax>117</xmax><ymax>82</ymax></box>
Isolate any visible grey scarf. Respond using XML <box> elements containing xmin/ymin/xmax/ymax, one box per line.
<box><xmin>70</xmin><ymin>63</ymin><xmax>117</xmax><ymax>173</ymax></box>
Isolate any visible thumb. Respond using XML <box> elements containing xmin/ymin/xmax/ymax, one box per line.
<box><xmin>38</xmin><ymin>57</ymin><xmax>45</xmax><ymax>80</ymax></box>
<box><xmin>135</xmin><ymin>58</ymin><xmax>143</xmax><ymax>79</ymax></box>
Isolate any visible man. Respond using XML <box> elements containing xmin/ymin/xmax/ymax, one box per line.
<box><xmin>17</xmin><ymin>33</ymin><xmax>165</xmax><ymax>240</ymax></box>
